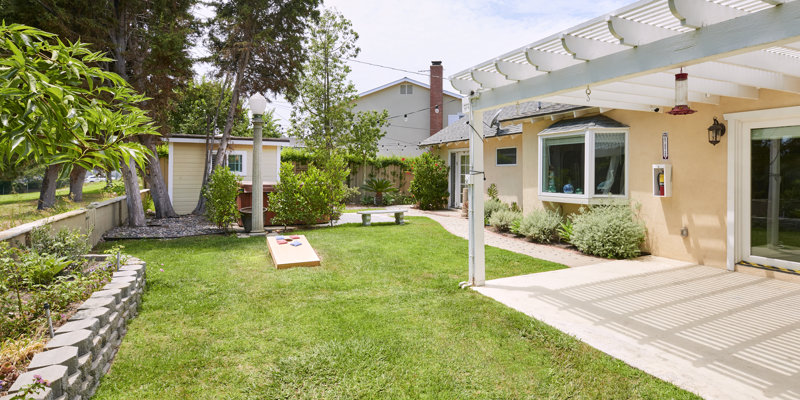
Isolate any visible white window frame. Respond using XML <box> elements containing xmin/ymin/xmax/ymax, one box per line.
<box><xmin>495</xmin><ymin>146</ymin><xmax>518</xmax><ymax>167</ymax></box>
<box><xmin>537</xmin><ymin>127</ymin><xmax>629</xmax><ymax>204</ymax></box>
<box><xmin>213</xmin><ymin>150</ymin><xmax>247</xmax><ymax>176</ymax></box>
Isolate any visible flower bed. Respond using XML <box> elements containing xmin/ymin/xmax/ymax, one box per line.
<box><xmin>0</xmin><ymin>226</ymin><xmax>146</xmax><ymax>398</ymax></box>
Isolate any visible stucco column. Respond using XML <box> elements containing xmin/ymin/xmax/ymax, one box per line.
<box><xmin>251</xmin><ymin>114</ymin><xmax>264</xmax><ymax>233</ymax></box>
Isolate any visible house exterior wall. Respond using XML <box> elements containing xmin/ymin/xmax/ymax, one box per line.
<box><xmin>169</xmin><ymin>142</ymin><xmax>279</xmax><ymax>214</ymax></box>
<box><xmin>355</xmin><ymin>83</ymin><xmax>462</xmax><ymax>157</ymax></box>
<box><xmin>517</xmin><ymin>89</ymin><xmax>800</xmax><ymax>268</ymax></box>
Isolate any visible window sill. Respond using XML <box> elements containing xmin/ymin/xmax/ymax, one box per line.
<box><xmin>539</xmin><ymin>193</ymin><xmax>628</xmax><ymax>205</ymax></box>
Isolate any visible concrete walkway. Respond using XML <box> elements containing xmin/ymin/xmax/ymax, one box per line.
<box><xmin>475</xmin><ymin>257</ymin><xmax>800</xmax><ymax>400</ymax></box>
<box><xmin>407</xmin><ymin>208</ymin><xmax>602</xmax><ymax>267</ymax></box>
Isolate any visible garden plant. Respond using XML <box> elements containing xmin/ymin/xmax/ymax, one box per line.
<box><xmin>570</xmin><ymin>204</ymin><xmax>647</xmax><ymax>259</ymax></box>
<box><xmin>203</xmin><ymin>167</ymin><xmax>241</xmax><ymax>231</ymax></box>
<box><xmin>409</xmin><ymin>153</ymin><xmax>449</xmax><ymax>210</ymax></box>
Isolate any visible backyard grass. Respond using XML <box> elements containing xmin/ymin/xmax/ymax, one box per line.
<box><xmin>93</xmin><ymin>217</ymin><xmax>698</xmax><ymax>399</ymax></box>
<box><xmin>0</xmin><ymin>182</ymin><xmax>111</xmax><ymax>230</ymax></box>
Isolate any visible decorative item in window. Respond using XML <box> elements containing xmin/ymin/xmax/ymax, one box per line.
<box><xmin>496</xmin><ymin>147</ymin><xmax>517</xmax><ymax>166</ymax></box>
<box><xmin>707</xmin><ymin>117</ymin><xmax>726</xmax><ymax>145</ymax></box>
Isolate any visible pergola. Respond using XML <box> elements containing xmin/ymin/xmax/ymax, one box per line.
<box><xmin>454</xmin><ymin>0</ymin><xmax>800</xmax><ymax>286</ymax></box>
<box><xmin>451</xmin><ymin>0</ymin><xmax>800</xmax><ymax>112</ymax></box>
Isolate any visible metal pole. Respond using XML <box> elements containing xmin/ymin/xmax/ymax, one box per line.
<box><xmin>44</xmin><ymin>303</ymin><xmax>54</xmax><ymax>338</ymax></box>
<box><xmin>116</xmin><ymin>250</ymin><xmax>121</xmax><ymax>271</ymax></box>
<box><xmin>251</xmin><ymin>113</ymin><xmax>265</xmax><ymax>233</ymax></box>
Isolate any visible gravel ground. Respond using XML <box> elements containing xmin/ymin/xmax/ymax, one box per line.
<box><xmin>103</xmin><ymin>214</ymin><xmax>225</xmax><ymax>240</ymax></box>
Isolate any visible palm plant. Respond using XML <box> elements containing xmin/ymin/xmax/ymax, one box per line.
<box><xmin>361</xmin><ymin>178</ymin><xmax>397</xmax><ymax>205</ymax></box>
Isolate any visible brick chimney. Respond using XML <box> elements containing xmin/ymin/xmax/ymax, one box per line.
<box><xmin>430</xmin><ymin>61</ymin><xmax>443</xmax><ymax>136</ymax></box>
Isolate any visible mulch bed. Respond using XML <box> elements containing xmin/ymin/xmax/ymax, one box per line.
<box><xmin>103</xmin><ymin>214</ymin><xmax>225</xmax><ymax>240</ymax></box>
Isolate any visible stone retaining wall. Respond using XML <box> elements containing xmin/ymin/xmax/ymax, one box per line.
<box><xmin>2</xmin><ymin>258</ymin><xmax>146</xmax><ymax>400</ymax></box>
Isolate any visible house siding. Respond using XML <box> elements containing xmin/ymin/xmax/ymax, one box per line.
<box><xmin>169</xmin><ymin>142</ymin><xmax>279</xmax><ymax>214</ymax></box>
<box><xmin>355</xmin><ymin>82</ymin><xmax>462</xmax><ymax>157</ymax></box>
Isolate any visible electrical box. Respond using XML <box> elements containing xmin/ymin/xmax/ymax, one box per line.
<box><xmin>653</xmin><ymin>164</ymin><xmax>672</xmax><ymax>197</ymax></box>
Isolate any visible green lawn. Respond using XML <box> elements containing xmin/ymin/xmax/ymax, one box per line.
<box><xmin>0</xmin><ymin>182</ymin><xmax>112</xmax><ymax>230</ymax></box>
<box><xmin>94</xmin><ymin>218</ymin><xmax>697</xmax><ymax>399</ymax></box>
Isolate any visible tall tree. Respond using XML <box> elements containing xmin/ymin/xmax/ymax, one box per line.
<box><xmin>288</xmin><ymin>9</ymin><xmax>359</xmax><ymax>162</ymax></box>
<box><xmin>0</xmin><ymin>23</ymin><xmax>156</xmax><ymax>216</ymax></box>
<box><xmin>1</xmin><ymin>0</ymin><xmax>197</xmax><ymax>219</ymax></box>
<box><xmin>199</xmin><ymin>0</ymin><xmax>320</xmax><ymax>214</ymax></box>
<box><xmin>288</xmin><ymin>9</ymin><xmax>387</xmax><ymax>167</ymax></box>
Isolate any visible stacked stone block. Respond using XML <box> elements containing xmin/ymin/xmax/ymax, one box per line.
<box><xmin>3</xmin><ymin>258</ymin><xmax>146</xmax><ymax>400</ymax></box>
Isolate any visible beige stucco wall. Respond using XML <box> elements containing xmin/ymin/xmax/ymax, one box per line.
<box><xmin>355</xmin><ymin>83</ymin><xmax>462</xmax><ymax>157</ymax></box>
<box><xmin>170</xmin><ymin>142</ymin><xmax>279</xmax><ymax>214</ymax></box>
<box><xmin>517</xmin><ymin>89</ymin><xmax>800</xmax><ymax>267</ymax></box>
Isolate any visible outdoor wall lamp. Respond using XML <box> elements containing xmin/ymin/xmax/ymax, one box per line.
<box><xmin>707</xmin><ymin>117</ymin><xmax>726</xmax><ymax>146</ymax></box>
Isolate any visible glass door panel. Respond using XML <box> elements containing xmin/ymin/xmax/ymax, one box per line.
<box><xmin>750</xmin><ymin>126</ymin><xmax>800</xmax><ymax>264</ymax></box>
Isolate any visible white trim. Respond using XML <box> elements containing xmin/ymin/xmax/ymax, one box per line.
<box><xmin>168</xmin><ymin>137</ymin><xmax>289</xmax><ymax>146</ymax></box>
<box><xmin>227</xmin><ymin>150</ymin><xmax>247</xmax><ymax>176</ymax></box>
<box><xmin>725</xmin><ymin>106</ymin><xmax>800</xmax><ymax>271</ymax></box>
<box><xmin>448</xmin><ymin>149</ymin><xmax>469</xmax><ymax>208</ymax></box>
<box><xmin>537</xmin><ymin>128</ymin><xmax>630</xmax><ymax>204</ymax></box>
<box><xmin>276</xmin><ymin>146</ymin><xmax>282</xmax><ymax>183</ymax></box>
<box><xmin>495</xmin><ymin>146</ymin><xmax>518</xmax><ymax>167</ymax></box>
<box><xmin>358</xmin><ymin>77</ymin><xmax>463</xmax><ymax>99</ymax></box>
<box><xmin>167</xmin><ymin>142</ymin><xmax>174</xmax><ymax>206</ymax></box>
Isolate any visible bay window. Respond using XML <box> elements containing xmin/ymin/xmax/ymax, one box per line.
<box><xmin>539</xmin><ymin>121</ymin><xmax>628</xmax><ymax>203</ymax></box>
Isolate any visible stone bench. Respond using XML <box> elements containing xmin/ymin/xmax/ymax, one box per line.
<box><xmin>356</xmin><ymin>209</ymin><xmax>408</xmax><ymax>226</ymax></box>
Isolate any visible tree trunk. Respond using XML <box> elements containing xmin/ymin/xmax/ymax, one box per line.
<box><xmin>68</xmin><ymin>166</ymin><xmax>87</xmax><ymax>202</ymax></box>
<box><xmin>212</xmin><ymin>49</ymin><xmax>251</xmax><ymax>172</ymax></box>
<box><xmin>37</xmin><ymin>164</ymin><xmax>62</xmax><ymax>210</ymax></box>
<box><xmin>120</xmin><ymin>159</ymin><xmax>146</xmax><ymax>227</ymax></box>
<box><xmin>193</xmin><ymin>73</ymin><xmax>231</xmax><ymax>215</ymax></box>
<box><xmin>141</xmin><ymin>137</ymin><xmax>177</xmax><ymax>218</ymax></box>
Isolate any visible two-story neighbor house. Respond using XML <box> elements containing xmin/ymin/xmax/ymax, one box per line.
<box><xmin>354</xmin><ymin>61</ymin><xmax>463</xmax><ymax>157</ymax></box>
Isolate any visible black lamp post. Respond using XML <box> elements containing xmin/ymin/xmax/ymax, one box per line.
<box><xmin>708</xmin><ymin>117</ymin><xmax>726</xmax><ymax>146</ymax></box>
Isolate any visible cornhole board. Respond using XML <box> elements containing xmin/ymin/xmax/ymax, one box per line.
<box><xmin>266</xmin><ymin>235</ymin><xmax>321</xmax><ymax>269</ymax></box>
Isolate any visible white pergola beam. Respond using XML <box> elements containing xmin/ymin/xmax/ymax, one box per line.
<box><xmin>562</xmin><ymin>34</ymin><xmax>627</xmax><ymax>60</ymax></box>
<box><xmin>494</xmin><ymin>60</ymin><xmax>543</xmax><ymax>81</ymax></box>
<box><xmin>720</xmin><ymin>51</ymin><xmax>800</xmax><ymax>78</ymax></box>
<box><xmin>526</xmin><ymin>48</ymin><xmax>582</xmax><ymax>71</ymax></box>
<box><xmin>451</xmin><ymin>78</ymin><xmax>481</xmax><ymax>95</ymax></box>
<box><xmin>570</xmin><ymin>88</ymin><xmax>672</xmax><ymax>108</ymax></box>
<box><xmin>607</xmin><ymin>16</ymin><xmax>679</xmax><ymax>47</ymax></box>
<box><xmin>626</xmin><ymin>73</ymin><xmax>759</xmax><ymax>99</ymax></box>
<box><xmin>669</xmin><ymin>0</ymin><xmax>747</xmax><ymax>28</ymax></box>
<box><xmin>683</xmin><ymin>62</ymin><xmax>800</xmax><ymax>93</ymax></box>
<box><xmin>543</xmin><ymin>95</ymin><xmax>654</xmax><ymax>112</ymax></box>
<box><xmin>598</xmin><ymin>81</ymin><xmax>720</xmax><ymax>105</ymax></box>
<box><xmin>471</xmin><ymin>70</ymin><xmax>516</xmax><ymax>89</ymax></box>
<box><xmin>475</xmin><ymin>3</ymin><xmax>800</xmax><ymax>110</ymax></box>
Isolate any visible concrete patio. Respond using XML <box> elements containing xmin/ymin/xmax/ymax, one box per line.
<box><xmin>474</xmin><ymin>256</ymin><xmax>800</xmax><ymax>400</ymax></box>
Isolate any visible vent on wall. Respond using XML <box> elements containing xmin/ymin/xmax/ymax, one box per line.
<box><xmin>400</xmin><ymin>84</ymin><xmax>413</xmax><ymax>95</ymax></box>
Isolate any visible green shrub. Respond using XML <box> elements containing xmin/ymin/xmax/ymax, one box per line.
<box><xmin>558</xmin><ymin>219</ymin><xmax>574</xmax><ymax>243</ymax></box>
<box><xmin>204</xmin><ymin>167</ymin><xmax>241</xmax><ymax>230</ymax></box>
<box><xmin>571</xmin><ymin>205</ymin><xmax>646</xmax><ymax>259</ymax></box>
<box><xmin>517</xmin><ymin>209</ymin><xmax>563</xmax><ymax>243</ymax></box>
<box><xmin>409</xmin><ymin>153</ymin><xmax>448</xmax><ymax>210</ymax></box>
<box><xmin>270</xmin><ymin>156</ymin><xmax>352</xmax><ymax>226</ymax></box>
<box><xmin>102</xmin><ymin>180</ymin><xmax>126</xmax><ymax>196</ymax></box>
<box><xmin>487</xmin><ymin>183</ymin><xmax>499</xmax><ymax>200</ymax></box>
<box><xmin>19</xmin><ymin>252</ymin><xmax>71</xmax><ymax>285</ymax></box>
<box><xmin>484</xmin><ymin>198</ymin><xmax>509</xmax><ymax>220</ymax></box>
<box><xmin>360</xmin><ymin>177</ymin><xmax>397</xmax><ymax>205</ymax></box>
<box><xmin>29</xmin><ymin>226</ymin><xmax>90</xmax><ymax>261</ymax></box>
<box><xmin>489</xmin><ymin>210</ymin><xmax>522</xmax><ymax>233</ymax></box>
